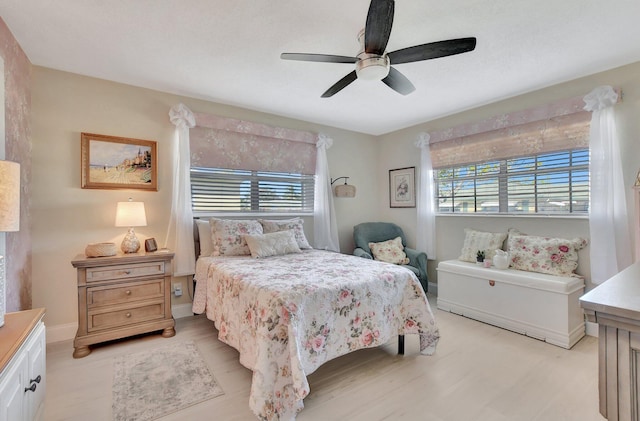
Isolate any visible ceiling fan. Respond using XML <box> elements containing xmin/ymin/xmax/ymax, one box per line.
<box><xmin>281</xmin><ymin>0</ymin><xmax>477</xmax><ymax>98</ymax></box>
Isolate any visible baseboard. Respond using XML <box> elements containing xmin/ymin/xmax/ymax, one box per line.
<box><xmin>172</xmin><ymin>303</ymin><xmax>194</xmax><ymax>319</ymax></box>
<box><xmin>585</xmin><ymin>321</ymin><xmax>598</xmax><ymax>337</ymax></box>
<box><xmin>46</xmin><ymin>322</ymin><xmax>77</xmax><ymax>344</ymax></box>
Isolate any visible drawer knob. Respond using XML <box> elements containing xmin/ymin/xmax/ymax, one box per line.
<box><xmin>24</xmin><ymin>383</ymin><xmax>37</xmax><ymax>393</ymax></box>
<box><xmin>124</xmin><ymin>270</ymin><xmax>132</xmax><ymax>275</ymax></box>
<box><xmin>30</xmin><ymin>375</ymin><xmax>42</xmax><ymax>384</ymax></box>
<box><xmin>126</xmin><ymin>312</ymin><xmax>132</xmax><ymax>318</ymax></box>
<box><xmin>125</xmin><ymin>290</ymin><xmax>132</xmax><ymax>295</ymax></box>
<box><xmin>489</xmin><ymin>280</ymin><xmax>495</xmax><ymax>287</ymax></box>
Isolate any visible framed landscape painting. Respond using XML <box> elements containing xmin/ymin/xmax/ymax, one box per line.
<box><xmin>389</xmin><ymin>166</ymin><xmax>416</xmax><ymax>208</ymax></box>
<box><xmin>81</xmin><ymin>133</ymin><xmax>158</xmax><ymax>191</ymax></box>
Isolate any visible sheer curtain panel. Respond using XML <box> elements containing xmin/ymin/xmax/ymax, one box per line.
<box><xmin>313</xmin><ymin>134</ymin><xmax>339</xmax><ymax>252</ymax></box>
<box><xmin>584</xmin><ymin>86</ymin><xmax>631</xmax><ymax>283</ymax></box>
<box><xmin>167</xmin><ymin>103</ymin><xmax>196</xmax><ymax>276</ymax></box>
<box><xmin>415</xmin><ymin>133</ymin><xmax>436</xmax><ymax>259</ymax></box>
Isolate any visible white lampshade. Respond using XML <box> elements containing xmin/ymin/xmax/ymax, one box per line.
<box><xmin>115</xmin><ymin>200</ymin><xmax>147</xmax><ymax>227</ymax></box>
<box><xmin>0</xmin><ymin>161</ymin><xmax>20</xmax><ymax>232</ymax></box>
<box><xmin>0</xmin><ymin>160</ymin><xmax>20</xmax><ymax>328</ymax></box>
<box><xmin>334</xmin><ymin>183</ymin><xmax>356</xmax><ymax>198</ymax></box>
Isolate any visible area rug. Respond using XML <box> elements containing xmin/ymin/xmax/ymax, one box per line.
<box><xmin>112</xmin><ymin>340</ymin><xmax>224</xmax><ymax>421</ymax></box>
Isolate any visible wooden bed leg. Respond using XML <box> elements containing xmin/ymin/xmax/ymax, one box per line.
<box><xmin>398</xmin><ymin>335</ymin><xmax>405</xmax><ymax>355</ymax></box>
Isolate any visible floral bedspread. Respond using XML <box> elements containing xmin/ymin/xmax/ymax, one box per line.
<box><xmin>192</xmin><ymin>250</ymin><xmax>439</xmax><ymax>420</ymax></box>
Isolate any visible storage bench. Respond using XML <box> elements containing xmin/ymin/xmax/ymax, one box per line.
<box><xmin>436</xmin><ymin>260</ymin><xmax>585</xmax><ymax>349</ymax></box>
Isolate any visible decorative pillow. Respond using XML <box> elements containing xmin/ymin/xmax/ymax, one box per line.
<box><xmin>259</xmin><ymin>218</ymin><xmax>312</xmax><ymax>249</ymax></box>
<box><xmin>507</xmin><ymin>234</ymin><xmax>588</xmax><ymax>276</ymax></box>
<box><xmin>195</xmin><ymin>219</ymin><xmax>214</xmax><ymax>257</ymax></box>
<box><xmin>243</xmin><ymin>230</ymin><xmax>302</xmax><ymax>258</ymax></box>
<box><xmin>368</xmin><ymin>236</ymin><xmax>410</xmax><ymax>265</ymax></box>
<box><xmin>459</xmin><ymin>228</ymin><xmax>507</xmax><ymax>263</ymax></box>
<box><xmin>210</xmin><ymin>218</ymin><xmax>263</xmax><ymax>256</ymax></box>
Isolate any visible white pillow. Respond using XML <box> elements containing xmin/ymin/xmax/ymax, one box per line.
<box><xmin>195</xmin><ymin>219</ymin><xmax>214</xmax><ymax>257</ymax></box>
<box><xmin>259</xmin><ymin>218</ymin><xmax>312</xmax><ymax>249</ymax></box>
<box><xmin>368</xmin><ymin>236</ymin><xmax>410</xmax><ymax>265</ymax></box>
<box><xmin>243</xmin><ymin>230</ymin><xmax>302</xmax><ymax>258</ymax></box>
<box><xmin>459</xmin><ymin>228</ymin><xmax>507</xmax><ymax>263</ymax></box>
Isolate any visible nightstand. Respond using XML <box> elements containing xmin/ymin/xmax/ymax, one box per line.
<box><xmin>71</xmin><ymin>251</ymin><xmax>176</xmax><ymax>358</ymax></box>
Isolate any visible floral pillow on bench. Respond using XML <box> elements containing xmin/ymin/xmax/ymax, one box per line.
<box><xmin>508</xmin><ymin>234</ymin><xmax>588</xmax><ymax>277</ymax></box>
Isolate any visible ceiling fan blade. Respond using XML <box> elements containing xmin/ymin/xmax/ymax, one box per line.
<box><xmin>382</xmin><ymin>67</ymin><xmax>415</xmax><ymax>95</ymax></box>
<box><xmin>364</xmin><ymin>0</ymin><xmax>394</xmax><ymax>55</ymax></box>
<box><xmin>281</xmin><ymin>53</ymin><xmax>357</xmax><ymax>63</ymax></box>
<box><xmin>321</xmin><ymin>71</ymin><xmax>358</xmax><ymax>98</ymax></box>
<box><xmin>388</xmin><ymin>37</ymin><xmax>477</xmax><ymax>64</ymax></box>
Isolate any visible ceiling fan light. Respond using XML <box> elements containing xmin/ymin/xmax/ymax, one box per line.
<box><xmin>356</xmin><ymin>55</ymin><xmax>390</xmax><ymax>81</ymax></box>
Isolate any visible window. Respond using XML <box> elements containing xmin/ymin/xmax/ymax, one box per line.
<box><xmin>435</xmin><ymin>148</ymin><xmax>589</xmax><ymax>215</ymax></box>
<box><xmin>191</xmin><ymin>167</ymin><xmax>314</xmax><ymax>214</ymax></box>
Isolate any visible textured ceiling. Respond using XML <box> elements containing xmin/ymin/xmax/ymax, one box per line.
<box><xmin>3</xmin><ymin>0</ymin><xmax>640</xmax><ymax>135</ymax></box>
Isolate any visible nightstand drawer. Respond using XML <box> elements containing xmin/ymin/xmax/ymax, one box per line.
<box><xmin>87</xmin><ymin>302</ymin><xmax>164</xmax><ymax>332</ymax></box>
<box><xmin>87</xmin><ymin>280</ymin><xmax>164</xmax><ymax>308</ymax></box>
<box><xmin>85</xmin><ymin>261</ymin><xmax>165</xmax><ymax>282</ymax></box>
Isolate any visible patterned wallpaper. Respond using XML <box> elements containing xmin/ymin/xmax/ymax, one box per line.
<box><xmin>0</xmin><ymin>18</ymin><xmax>32</xmax><ymax>311</ymax></box>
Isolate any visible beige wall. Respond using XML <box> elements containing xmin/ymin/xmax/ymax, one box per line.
<box><xmin>31</xmin><ymin>67</ymin><xmax>379</xmax><ymax>335</ymax></box>
<box><xmin>31</xmin><ymin>61</ymin><xmax>640</xmax><ymax>338</ymax></box>
<box><xmin>378</xmin><ymin>61</ymin><xmax>640</xmax><ymax>291</ymax></box>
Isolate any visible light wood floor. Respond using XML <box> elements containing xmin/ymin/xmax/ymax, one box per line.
<box><xmin>44</xmin><ymin>298</ymin><xmax>605</xmax><ymax>421</ymax></box>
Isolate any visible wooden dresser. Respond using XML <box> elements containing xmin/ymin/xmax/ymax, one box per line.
<box><xmin>71</xmin><ymin>251</ymin><xmax>175</xmax><ymax>358</ymax></box>
<box><xmin>0</xmin><ymin>308</ymin><xmax>46</xmax><ymax>421</ymax></box>
<box><xmin>580</xmin><ymin>261</ymin><xmax>640</xmax><ymax>421</ymax></box>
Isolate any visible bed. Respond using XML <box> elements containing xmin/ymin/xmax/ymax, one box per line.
<box><xmin>192</xmin><ymin>218</ymin><xmax>439</xmax><ymax>420</ymax></box>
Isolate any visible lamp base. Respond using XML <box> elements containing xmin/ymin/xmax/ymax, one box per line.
<box><xmin>121</xmin><ymin>228</ymin><xmax>141</xmax><ymax>253</ymax></box>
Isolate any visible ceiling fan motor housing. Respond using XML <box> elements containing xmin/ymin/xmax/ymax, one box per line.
<box><xmin>356</xmin><ymin>53</ymin><xmax>390</xmax><ymax>80</ymax></box>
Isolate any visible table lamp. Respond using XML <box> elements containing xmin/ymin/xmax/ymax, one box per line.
<box><xmin>0</xmin><ymin>160</ymin><xmax>20</xmax><ymax>328</ymax></box>
<box><xmin>115</xmin><ymin>198</ymin><xmax>147</xmax><ymax>253</ymax></box>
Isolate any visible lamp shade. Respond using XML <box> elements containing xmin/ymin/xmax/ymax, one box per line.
<box><xmin>0</xmin><ymin>161</ymin><xmax>20</xmax><ymax>232</ymax></box>
<box><xmin>115</xmin><ymin>201</ymin><xmax>147</xmax><ymax>227</ymax></box>
<box><xmin>334</xmin><ymin>183</ymin><xmax>356</xmax><ymax>198</ymax></box>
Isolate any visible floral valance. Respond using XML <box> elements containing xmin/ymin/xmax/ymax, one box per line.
<box><xmin>427</xmin><ymin>91</ymin><xmax>620</xmax><ymax>168</ymax></box>
<box><xmin>430</xmin><ymin>111</ymin><xmax>591</xmax><ymax>168</ymax></box>
<box><xmin>190</xmin><ymin>113</ymin><xmax>317</xmax><ymax>175</ymax></box>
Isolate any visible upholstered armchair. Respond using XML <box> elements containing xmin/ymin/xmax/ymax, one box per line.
<box><xmin>353</xmin><ymin>222</ymin><xmax>428</xmax><ymax>292</ymax></box>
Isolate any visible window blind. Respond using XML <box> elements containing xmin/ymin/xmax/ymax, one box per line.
<box><xmin>191</xmin><ymin>167</ymin><xmax>314</xmax><ymax>213</ymax></box>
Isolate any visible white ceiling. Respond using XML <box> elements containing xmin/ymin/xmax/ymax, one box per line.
<box><xmin>3</xmin><ymin>1</ymin><xmax>640</xmax><ymax>135</ymax></box>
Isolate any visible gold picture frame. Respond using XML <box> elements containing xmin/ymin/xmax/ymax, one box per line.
<box><xmin>389</xmin><ymin>166</ymin><xmax>416</xmax><ymax>208</ymax></box>
<box><xmin>81</xmin><ymin>132</ymin><xmax>157</xmax><ymax>191</ymax></box>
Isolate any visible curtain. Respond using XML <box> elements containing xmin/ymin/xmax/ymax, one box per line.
<box><xmin>584</xmin><ymin>86</ymin><xmax>631</xmax><ymax>283</ymax></box>
<box><xmin>313</xmin><ymin>134</ymin><xmax>339</xmax><ymax>252</ymax></box>
<box><xmin>189</xmin><ymin>112</ymin><xmax>317</xmax><ymax>173</ymax></box>
<box><xmin>167</xmin><ymin>103</ymin><xmax>196</xmax><ymax>276</ymax></box>
<box><xmin>426</xmin><ymin>94</ymin><xmax>591</xmax><ymax>169</ymax></box>
<box><xmin>189</xmin><ymin>126</ymin><xmax>316</xmax><ymax>174</ymax></box>
<box><xmin>415</xmin><ymin>133</ymin><xmax>436</xmax><ymax>259</ymax></box>
<box><xmin>430</xmin><ymin>112</ymin><xmax>590</xmax><ymax>168</ymax></box>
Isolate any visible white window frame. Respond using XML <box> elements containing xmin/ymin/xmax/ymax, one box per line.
<box><xmin>434</xmin><ymin>148</ymin><xmax>589</xmax><ymax>216</ymax></box>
